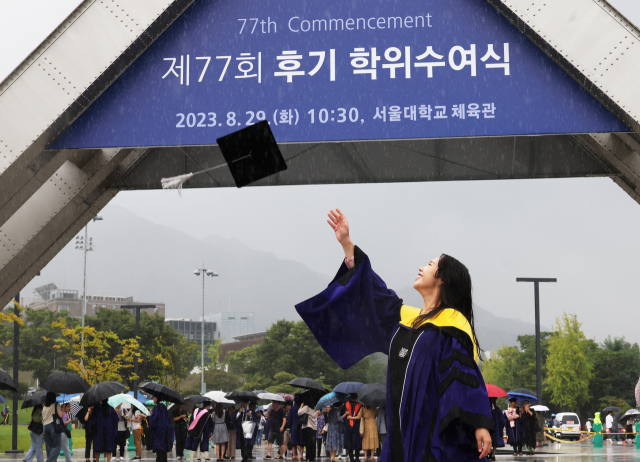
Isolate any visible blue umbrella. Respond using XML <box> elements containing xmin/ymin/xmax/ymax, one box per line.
<box><xmin>126</xmin><ymin>391</ymin><xmax>149</xmax><ymax>401</ymax></box>
<box><xmin>507</xmin><ymin>388</ymin><xmax>538</xmax><ymax>402</ymax></box>
<box><xmin>0</xmin><ymin>395</ymin><xmax>5</xmax><ymax>404</ymax></box>
<box><xmin>315</xmin><ymin>392</ymin><xmax>344</xmax><ymax>411</ymax></box>
<box><xmin>333</xmin><ymin>382</ymin><xmax>364</xmax><ymax>395</ymax></box>
<box><xmin>56</xmin><ymin>393</ymin><xmax>81</xmax><ymax>403</ymax></box>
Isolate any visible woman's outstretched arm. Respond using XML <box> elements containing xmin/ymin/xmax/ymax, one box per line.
<box><xmin>295</xmin><ymin>209</ymin><xmax>403</xmax><ymax>369</ymax></box>
<box><xmin>327</xmin><ymin>208</ymin><xmax>354</xmax><ymax>259</ymax></box>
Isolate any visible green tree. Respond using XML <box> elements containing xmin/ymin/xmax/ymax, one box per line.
<box><xmin>226</xmin><ymin>320</ymin><xmax>379</xmax><ymax>392</ymax></box>
<box><xmin>480</xmin><ymin>332</ymin><xmax>552</xmax><ymax>403</ymax></box>
<box><xmin>20</xmin><ymin>308</ymin><xmax>78</xmax><ymax>383</ymax></box>
<box><xmin>85</xmin><ymin>308</ymin><xmax>191</xmax><ymax>386</ymax></box>
<box><xmin>544</xmin><ymin>313</ymin><xmax>593</xmax><ymax>417</ymax></box>
<box><xmin>583</xmin><ymin>336</ymin><xmax>640</xmax><ymax>417</ymax></box>
<box><xmin>206</xmin><ymin>338</ymin><xmax>224</xmax><ymax>369</ymax></box>
<box><xmin>52</xmin><ymin>318</ymin><xmax>140</xmax><ymax>385</ymax></box>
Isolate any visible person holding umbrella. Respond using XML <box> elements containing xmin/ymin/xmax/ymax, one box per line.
<box><xmin>505</xmin><ymin>398</ymin><xmax>523</xmax><ymax>456</ymax></box>
<box><xmin>42</xmin><ymin>392</ymin><xmax>64</xmax><ymax>462</ymax></box>
<box><xmin>296</xmin><ymin>210</ymin><xmax>494</xmax><ymax>462</ymax></box>
<box><xmin>324</xmin><ymin>405</ymin><xmax>343</xmax><ymax>462</ymax></box>
<box><xmin>185</xmin><ymin>400</ymin><xmax>213</xmax><ymax>461</ymax></box>
<box><xmin>520</xmin><ymin>401</ymin><xmax>538</xmax><ymax>455</ymax></box>
<box><xmin>488</xmin><ymin>398</ymin><xmax>505</xmax><ymax>461</ymax></box>
<box><xmin>170</xmin><ymin>402</ymin><xmax>189</xmax><ymax>460</ymax></box>
<box><xmin>149</xmin><ymin>396</ymin><xmax>172</xmax><ymax>462</ymax></box>
<box><xmin>298</xmin><ymin>398</ymin><xmax>318</xmax><ymax>461</ymax></box>
<box><xmin>342</xmin><ymin>395</ymin><xmax>363</xmax><ymax>462</ymax></box>
<box><xmin>235</xmin><ymin>399</ymin><xmax>257</xmax><ymax>462</ymax></box>
<box><xmin>361</xmin><ymin>405</ymin><xmax>378</xmax><ymax>462</ymax></box>
<box><xmin>24</xmin><ymin>404</ymin><xmax>44</xmax><ymax>462</ymax></box>
<box><xmin>93</xmin><ymin>400</ymin><xmax>119</xmax><ymax>462</ymax></box>
<box><xmin>78</xmin><ymin>405</ymin><xmax>97</xmax><ymax>462</ymax></box>
<box><xmin>265</xmin><ymin>400</ymin><xmax>286</xmax><ymax>460</ymax></box>
<box><xmin>211</xmin><ymin>403</ymin><xmax>231</xmax><ymax>462</ymax></box>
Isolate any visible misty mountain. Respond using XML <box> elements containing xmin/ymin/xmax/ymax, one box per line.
<box><xmin>25</xmin><ymin>205</ymin><xmax>541</xmax><ymax>351</ymax></box>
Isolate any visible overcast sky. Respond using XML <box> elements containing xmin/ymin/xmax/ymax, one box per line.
<box><xmin>2</xmin><ymin>1</ymin><xmax>640</xmax><ymax>344</ymax></box>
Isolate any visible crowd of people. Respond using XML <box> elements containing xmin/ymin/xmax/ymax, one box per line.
<box><xmin>260</xmin><ymin>394</ymin><xmax>385</xmax><ymax>462</ymax></box>
<box><xmin>21</xmin><ymin>391</ymin><xmax>394</xmax><ymax>462</ymax></box>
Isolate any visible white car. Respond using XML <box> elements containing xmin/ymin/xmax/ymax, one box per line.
<box><xmin>553</xmin><ymin>412</ymin><xmax>581</xmax><ymax>440</ymax></box>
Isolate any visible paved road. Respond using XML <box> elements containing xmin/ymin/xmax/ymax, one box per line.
<box><xmin>0</xmin><ymin>442</ymin><xmax>638</xmax><ymax>461</ymax></box>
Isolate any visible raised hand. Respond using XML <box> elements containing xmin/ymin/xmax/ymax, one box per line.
<box><xmin>327</xmin><ymin>209</ymin><xmax>354</xmax><ymax>258</ymax></box>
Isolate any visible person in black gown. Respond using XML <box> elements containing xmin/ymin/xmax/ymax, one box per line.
<box><xmin>295</xmin><ymin>209</ymin><xmax>493</xmax><ymax>462</ymax></box>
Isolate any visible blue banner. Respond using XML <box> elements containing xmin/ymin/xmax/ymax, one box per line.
<box><xmin>51</xmin><ymin>0</ymin><xmax>627</xmax><ymax>149</ymax></box>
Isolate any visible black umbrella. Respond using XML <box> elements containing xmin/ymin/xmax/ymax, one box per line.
<box><xmin>357</xmin><ymin>384</ymin><xmax>386</xmax><ymax>408</ymax></box>
<box><xmin>288</xmin><ymin>377</ymin><xmax>326</xmax><ymax>392</ymax></box>
<box><xmin>0</xmin><ymin>369</ymin><xmax>17</xmax><ymax>392</ymax></box>
<box><xmin>253</xmin><ymin>390</ymin><xmax>269</xmax><ymax>396</ymax></box>
<box><xmin>80</xmin><ymin>381</ymin><xmax>126</xmax><ymax>407</ymax></box>
<box><xmin>602</xmin><ymin>406</ymin><xmax>621</xmax><ymax>414</ymax></box>
<box><xmin>225</xmin><ymin>391</ymin><xmax>259</xmax><ymax>403</ymax></box>
<box><xmin>185</xmin><ymin>395</ymin><xmax>208</xmax><ymax>404</ymax></box>
<box><xmin>140</xmin><ymin>382</ymin><xmax>184</xmax><ymax>404</ymax></box>
<box><xmin>21</xmin><ymin>390</ymin><xmax>48</xmax><ymax>409</ymax></box>
<box><xmin>42</xmin><ymin>372</ymin><xmax>90</xmax><ymax>394</ymax></box>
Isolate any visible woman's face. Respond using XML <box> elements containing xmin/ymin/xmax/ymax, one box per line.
<box><xmin>413</xmin><ymin>257</ymin><xmax>441</xmax><ymax>294</ymax></box>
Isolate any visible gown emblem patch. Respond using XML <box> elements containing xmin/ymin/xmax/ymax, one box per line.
<box><xmin>399</xmin><ymin>347</ymin><xmax>409</xmax><ymax>358</ymax></box>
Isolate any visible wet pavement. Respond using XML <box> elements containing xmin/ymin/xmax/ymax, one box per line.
<box><xmin>1</xmin><ymin>442</ymin><xmax>638</xmax><ymax>461</ymax></box>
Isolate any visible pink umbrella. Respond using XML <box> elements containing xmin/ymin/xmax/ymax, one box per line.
<box><xmin>635</xmin><ymin>375</ymin><xmax>640</xmax><ymax>407</ymax></box>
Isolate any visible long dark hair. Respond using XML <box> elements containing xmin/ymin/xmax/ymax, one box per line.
<box><xmin>411</xmin><ymin>254</ymin><xmax>480</xmax><ymax>354</ymax></box>
<box><xmin>44</xmin><ymin>392</ymin><xmax>57</xmax><ymax>407</ymax></box>
<box><xmin>215</xmin><ymin>403</ymin><xmax>223</xmax><ymax>418</ymax></box>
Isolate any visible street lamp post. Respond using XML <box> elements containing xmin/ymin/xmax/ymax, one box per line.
<box><xmin>75</xmin><ymin>215</ymin><xmax>103</xmax><ymax>364</ymax></box>
<box><xmin>121</xmin><ymin>304</ymin><xmax>156</xmax><ymax>398</ymax></box>
<box><xmin>194</xmin><ymin>267</ymin><xmax>218</xmax><ymax>394</ymax></box>
<box><xmin>516</xmin><ymin>277</ymin><xmax>557</xmax><ymax>405</ymax></box>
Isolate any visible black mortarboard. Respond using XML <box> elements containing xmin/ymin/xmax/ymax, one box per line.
<box><xmin>217</xmin><ymin>120</ymin><xmax>287</xmax><ymax>188</ymax></box>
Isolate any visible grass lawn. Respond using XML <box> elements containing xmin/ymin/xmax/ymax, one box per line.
<box><xmin>0</xmin><ymin>426</ymin><xmax>86</xmax><ymax>453</ymax></box>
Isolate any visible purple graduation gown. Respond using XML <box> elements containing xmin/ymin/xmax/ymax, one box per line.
<box><xmin>295</xmin><ymin>246</ymin><xmax>493</xmax><ymax>462</ymax></box>
<box><xmin>234</xmin><ymin>408</ymin><xmax>259</xmax><ymax>448</ymax></box>
<box><xmin>93</xmin><ymin>404</ymin><xmax>119</xmax><ymax>452</ymax></box>
<box><xmin>288</xmin><ymin>404</ymin><xmax>302</xmax><ymax>446</ymax></box>
<box><xmin>491</xmin><ymin>406</ymin><xmax>506</xmax><ymax>448</ymax></box>
<box><xmin>185</xmin><ymin>408</ymin><xmax>213</xmax><ymax>451</ymax></box>
<box><xmin>149</xmin><ymin>403</ymin><xmax>172</xmax><ymax>452</ymax></box>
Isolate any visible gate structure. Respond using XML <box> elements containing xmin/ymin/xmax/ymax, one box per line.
<box><xmin>0</xmin><ymin>0</ymin><xmax>639</xmax><ymax>307</ymax></box>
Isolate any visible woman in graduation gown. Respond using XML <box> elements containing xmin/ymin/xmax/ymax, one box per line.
<box><xmin>185</xmin><ymin>402</ymin><xmax>214</xmax><ymax>460</ymax></box>
<box><xmin>93</xmin><ymin>401</ymin><xmax>119</xmax><ymax>462</ymax></box>
<box><xmin>295</xmin><ymin>209</ymin><xmax>493</xmax><ymax>462</ymax></box>
<box><xmin>149</xmin><ymin>397</ymin><xmax>172</xmax><ymax>462</ymax></box>
<box><xmin>488</xmin><ymin>398</ymin><xmax>505</xmax><ymax>461</ymax></box>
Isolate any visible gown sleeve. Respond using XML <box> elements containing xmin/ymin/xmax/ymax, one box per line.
<box><xmin>436</xmin><ymin>333</ymin><xmax>494</xmax><ymax>440</ymax></box>
<box><xmin>295</xmin><ymin>246</ymin><xmax>403</xmax><ymax>369</ymax></box>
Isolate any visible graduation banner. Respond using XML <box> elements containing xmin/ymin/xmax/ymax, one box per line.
<box><xmin>51</xmin><ymin>0</ymin><xmax>627</xmax><ymax>150</ymax></box>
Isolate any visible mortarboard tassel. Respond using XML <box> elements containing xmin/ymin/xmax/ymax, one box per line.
<box><xmin>161</xmin><ymin>155</ymin><xmax>251</xmax><ymax>194</ymax></box>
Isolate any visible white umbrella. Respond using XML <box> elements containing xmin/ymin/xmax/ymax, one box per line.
<box><xmin>532</xmin><ymin>405</ymin><xmax>549</xmax><ymax>412</ymax></box>
<box><xmin>204</xmin><ymin>390</ymin><xmax>235</xmax><ymax>405</ymax></box>
<box><xmin>622</xmin><ymin>409</ymin><xmax>640</xmax><ymax>416</ymax></box>
<box><xmin>257</xmin><ymin>392</ymin><xmax>285</xmax><ymax>402</ymax></box>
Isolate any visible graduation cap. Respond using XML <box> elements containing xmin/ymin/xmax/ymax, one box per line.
<box><xmin>161</xmin><ymin>121</ymin><xmax>287</xmax><ymax>190</ymax></box>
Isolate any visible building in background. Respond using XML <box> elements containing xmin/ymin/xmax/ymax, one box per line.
<box><xmin>27</xmin><ymin>283</ymin><xmax>165</xmax><ymax>318</ymax></box>
<box><xmin>219</xmin><ymin>332</ymin><xmax>266</xmax><ymax>363</ymax></box>
<box><xmin>165</xmin><ymin>317</ymin><xmax>217</xmax><ymax>345</ymax></box>
<box><xmin>204</xmin><ymin>312</ymin><xmax>255</xmax><ymax>343</ymax></box>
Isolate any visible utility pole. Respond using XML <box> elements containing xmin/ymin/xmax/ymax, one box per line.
<box><xmin>194</xmin><ymin>267</ymin><xmax>218</xmax><ymax>394</ymax></box>
<box><xmin>121</xmin><ymin>305</ymin><xmax>156</xmax><ymax>398</ymax></box>
<box><xmin>6</xmin><ymin>293</ymin><xmax>22</xmax><ymax>454</ymax></box>
<box><xmin>75</xmin><ymin>215</ymin><xmax>102</xmax><ymax>365</ymax></box>
<box><xmin>516</xmin><ymin>277</ymin><xmax>557</xmax><ymax>405</ymax></box>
